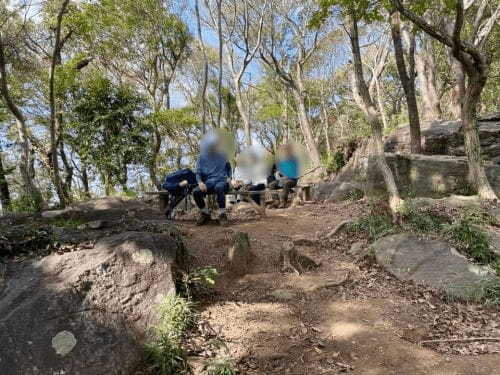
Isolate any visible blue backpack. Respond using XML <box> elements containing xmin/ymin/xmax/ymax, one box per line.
<box><xmin>162</xmin><ymin>168</ymin><xmax>197</xmax><ymax>192</ymax></box>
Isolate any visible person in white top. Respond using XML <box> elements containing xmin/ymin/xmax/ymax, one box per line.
<box><xmin>231</xmin><ymin>148</ymin><xmax>269</xmax><ymax>205</ymax></box>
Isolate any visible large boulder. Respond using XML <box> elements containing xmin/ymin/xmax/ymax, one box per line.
<box><xmin>385</xmin><ymin>112</ymin><xmax>500</xmax><ymax>161</ymax></box>
<box><xmin>0</xmin><ymin>231</ymin><xmax>187</xmax><ymax>375</ymax></box>
<box><xmin>367</xmin><ymin>153</ymin><xmax>500</xmax><ymax>198</ymax></box>
<box><xmin>372</xmin><ymin>233</ymin><xmax>494</xmax><ymax>298</ymax></box>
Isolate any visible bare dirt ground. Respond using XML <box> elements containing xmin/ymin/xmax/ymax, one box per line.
<box><xmin>178</xmin><ymin>201</ymin><xmax>500</xmax><ymax>375</ymax></box>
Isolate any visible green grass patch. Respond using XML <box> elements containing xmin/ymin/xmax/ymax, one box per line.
<box><xmin>203</xmin><ymin>357</ymin><xmax>238</xmax><ymax>375</ymax></box>
<box><xmin>145</xmin><ymin>294</ymin><xmax>195</xmax><ymax>375</ymax></box>
<box><xmin>460</xmin><ymin>207</ymin><xmax>497</xmax><ymax>226</ymax></box>
<box><xmin>348</xmin><ymin>214</ymin><xmax>395</xmax><ymax>241</ymax></box>
<box><xmin>49</xmin><ymin>217</ymin><xmax>85</xmax><ymax>229</ymax></box>
<box><xmin>441</xmin><ymin>219</ymin><xmax>496</xmax><ymax>264</ymax></box>
<box><xmin>471</xmin><ymin>278</ymin><xmax>500</xmax><ymax>306</ymax></box>
<box><xmin>399</xmin><ymin>199</ymin><xmax>450</xmax><ymax>233</ymax></box>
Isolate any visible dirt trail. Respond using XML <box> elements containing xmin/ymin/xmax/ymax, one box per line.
<box><xmin>179</xmin><ymin>202</ymin><xmax>500</xmax><ymax>375</ymax></box>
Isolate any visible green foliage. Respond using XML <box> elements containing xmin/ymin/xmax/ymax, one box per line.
<box><xmin>10</xmin><ymin>193</ymin><xmax>44</xmax><ymax>213</ymax></box>
<box><xmin>203</xmin><ymin>358</ymin><xmax>238</xmax><ymax>375</ymax></box>
<box><xmin>400</xmin><ymin>200</ymin><xmax>444</xmax><ymax>233</ymax></box>
<box><xmin>348</xmin><ymin>214</ymin><xmax>395</xmax><ymax>240</ymax></box>
<box><xmin>49</xmin><ymin>217</ymin><xmax>85</xmax><ymax>229</ymax></box>
<box><xmin>442</xmin><ymin>220</ymin><xmax>495</xmax><ymax>265</ymax></box>
<box><xmin>460</xmin><ymin>207</ymin><xmax>497</xmax><ymax>227</ymax></box>
<box><xmin>145</xmin><ymin>294</ymin><xmax>195</xmax><ymax>375</ymax></box>
<box><xmin>472</xmin><ymin>278</ymin><xmax>500</xmax><ymax>306</ymax></box>
<box><xmin>180</xmin><ymin>267</ymin><xmax>219</xmax><ymax>299</ymax></box>
<box><xmin>66</xmin><ymin>74</ymin><xmax>149</xmax><ymax>192</ymax></box>
<box><xmin>322</xmin><ymin>152</ymin><xmax>345</xmax><ymax>174</ymax></box>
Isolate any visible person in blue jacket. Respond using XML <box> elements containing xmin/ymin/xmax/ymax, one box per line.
<box><xmin>161</xmin><ymin>168</ymin><xmax>197</xmax><ymax>219</ymax></box>
<box><xmin>268</xmin><ymin>143</ymin><xmax>300</xmax><ymax>208</ymax></box>
<box><xmin>193</xmin><ymin>133</ymin><xmax>232</xmax><ymax>226</ymax></box>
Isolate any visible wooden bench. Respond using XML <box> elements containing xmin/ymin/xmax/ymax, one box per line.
<box><xmin>144</xmin><ymin>184</ymin><xmax>313</xmax><ymax>219</ymax></box>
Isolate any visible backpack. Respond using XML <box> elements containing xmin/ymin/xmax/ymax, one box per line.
<box><xmin>162</xmin><ymin>168</ymin><xmax>197</xmax><ymax>192</ymax></box>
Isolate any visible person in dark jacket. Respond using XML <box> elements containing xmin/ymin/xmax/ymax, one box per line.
<box><xmin>193</xmin><ymin>134</ymin><xmax>232</xmax><ymax>226</ymax></box>
<box><xmin>161</xmin><ymin>168</ymin><xmax>197</xmax><ymax>220</ymax></box>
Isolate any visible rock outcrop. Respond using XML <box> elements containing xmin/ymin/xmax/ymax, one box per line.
<box><xmin>372</xmin><ymin>233</ymin><xmax>495</xmax><ymax>299</ymax></box>
<box><xmin>385</xmin><ymin>112</ymin><xmax>500</xmax><ymax>162</ymax></box>
<box><xmin>0</xmin><ymin>231</ymin><xmax>187</xmax><ymax>375</ymax></box>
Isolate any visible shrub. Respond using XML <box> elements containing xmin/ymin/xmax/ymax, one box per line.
<box><xmin>322</xmin><ymin>152</ymin><xmax>345</xmax><ymax>174</ymax></box>
<box><xmin>145</xmin><ymin>294</ymin><xmax>195</xmax><ymax>375</ymax></box>
<box><xmin>179</xmin><ymin>267</ymin><xmax>219</xmax><ymax>299</ymax></box>
<box><xmin>473</xmin><ymin>278</ymin><xmax>500</xmax><ymax>306</ymax></box>
<box><xmin>442</xmin><ymin>219</ymin><xmax>495</xmax><ymax>264</ymax></box>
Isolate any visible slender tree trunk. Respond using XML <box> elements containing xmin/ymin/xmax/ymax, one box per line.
<box><xmin>293</xmin><ymin>65</ymin><xmax>321</xmax><ymax>167</ymax></box>
<box><xmin>450</xmin><ymin>58</ymin><xmax>465</xmax><ymax>119</ymax></box>
<box><xmin>349</xmin><ymin>13</ymin><xmax>402</xmax><ymax>212</ymax></box>
<box><xmin>59</xmin><ymin>142</ymin><xmax>73</xmax><ymax>202</ymax></box>
<box><xmin>415</xmin><ymin>35</ymin><xmax>442</xmax><ymax>120</ymax></box>
<box><xmin>374</xmin><ymin>79</ymin><xmax>388</xmax><ymax>130</ymax></box>
<box><xmin>216</xmin><ymin>0</ymin><xmax>223</xmax><ymax>128</ymax></box>
<box><xmin>234</xmin><ymin>87</ymin><xmax>252</xmax><ymax>146</ymax></box>
<box><xmin>462</xmin><ymin>71</ymin><xmax>496</xmax><ymax>199</ymax></box>
<box><xmin>81</xmin><ymin>164</ymin><xmax>90</xmax><ymax>198</ymax></box>
<box><xmin>195</xmin><ymin>0</ymin><xmax>208</xmax><ymax>133</ymax></box>
<box><xmin>49</xmin><ymin>0</ymin><xmax>70</xmax><ymax>208</ymax></box>
<box><xmin>390</xmin><ymin>11</ymin><xmax>421</xmax><ymax>153</ymax></box>
<box><xmin>0</xmin><ymin>149</ymin><xmax>11</xmax><ymax>211</ymax></box>
<box><xmin>0</xmin><ymin>37</ymin><xmax>43</xmax><ymax>210</ymax></box>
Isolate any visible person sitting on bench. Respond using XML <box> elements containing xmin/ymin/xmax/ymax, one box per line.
<box><xmin>193</xmin><ymin>133</ymin><xmax>232</xmax><ymax>226</ymax></box>
<box><xmin>232</xmin><ymin>150</ymin><xmax>268</xmax><ymax>206</ymax></box>
<box><xmin>161</xmin><ymin>168</ymin><xmax>197</xmax><ymax>220</ymax></box>
<box><xmin>268</xmin><ymin>143</ymin><xmax>300</xmax><ymax>208</ymax></box>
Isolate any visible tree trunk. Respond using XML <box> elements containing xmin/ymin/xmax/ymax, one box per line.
<box><xmin>216</xmin><ymin>0</ymin><xmax>223</xmax><ymax>128</ymax></box>
<box><xmin>415</xmin><ymin>35</ymin><xmax>442</xmax><ymax>120</ymax></box>
<box><xmin>48</xmin><ymin>0</ymin><xmax>70</xmax><ymax>208</ymax></box>
<box><xmin>390</xmin><ymin>11</ymin><xmax>421</xmax><ymax>153</ymax></box>
<box><xmin>462</xmin><ymin>72</ymin><xmax>496</xmax><ymax>199</ymax></box>
<box><xmin>81</xmin><ymin>164</ymin><xmax>91</xmax><ymax>198</ymax></box>
<box><xmin>195</xmin><ymin>0</ymin><xmax>208</xmax><ymax>133</ymax></box>
<box><xmin>0</xmin><ymin>149</ymin><xmax>11</xmax><ymax>211</ymax></box>
<box><xmin>292</xmin><ymin>90</ymin><xmax>321</xmax><ymax>167</ymax></box>
<box><xmin>450</xmin><ymin>58</ymin><xmax>465</xmax><ymax>119</ymax></box>
<box><xmin>0</xmin><ymin>38</ymin><xmax>43</xmax><ymax>210</ymax></box>
<box><xmin>235</xmin><ymin>87</ymin><xmax>252</xmax><ymax>146</ymax></box>
<box><xmin>293</xmin><ymin>65</ymin><xmax>321</xmax><ymax>167</ymax></box>
<box><xmin>349</xmin><ymin>14</ymin><xmax>402</xmax><ymax>212</ymax></box>
<box><xmin>149</xmin><ymin>129</ymin><xmax>162</xmax><ymax>188</ymax></box>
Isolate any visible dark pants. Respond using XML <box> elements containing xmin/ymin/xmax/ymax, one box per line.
<box><xmin>269</xmin><ymin>178</ymin><xmax>297</xmax><ymax>203</ymax></box>
<box><xmin>248</xmin><ymin>183</ymin><xmax>266</xmax><ymax>205</ymax></box>
<box><xmin>165</xmin><ymin>187</ymin><xmax>189</xmax><ymax>218</ymax></box>
<box><xmin>193</xmin><ymin>181</ymin><xmax>228</xmax><ymax>209</ymax></box>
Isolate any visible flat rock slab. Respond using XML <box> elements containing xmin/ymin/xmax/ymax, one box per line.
<box><xmin>372</xmin><ymin>233</ymin><xmax>493</xmax><ymax>299</ymax></box>
<box><xmin>0</xmin><ymin>231</ymin><xmax>186</xmax><ymax>375</ymax></box>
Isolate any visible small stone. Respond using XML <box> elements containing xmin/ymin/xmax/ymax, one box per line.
<box><xmin>51</xmin><ymin>331</ymin><xmax>77</xmax><ymax>356</ymax></box>
<box><xmin>87</xmin><ymin>220</ymin><xmax>106</xmax><ymax>230</ymax></box>
<box><xmin>131</xmin><ymin>249</ymin><xmax>154</xmax><ymax>265</ymax></box>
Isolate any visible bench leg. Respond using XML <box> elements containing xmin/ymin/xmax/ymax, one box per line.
<box><xmin>159</xmin><ymin>194</ymin><xmax>168</xmax><ymax>213</ymax></box>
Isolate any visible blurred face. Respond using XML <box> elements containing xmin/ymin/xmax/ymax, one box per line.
<box><xmin>282</xmin><ymin>144</ymin><xmax>294</xmax><ymax>158</ymax></box>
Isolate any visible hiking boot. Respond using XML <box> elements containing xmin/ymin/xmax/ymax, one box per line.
<box><xmin>196</xmin><ymin>212</ymin><xmax>211</xmax><ymax>226</ymax></box>
<box><xmin>218</xmin><ymin>213</ymin><xmax>229</xmax><ymax>227</ymax></box>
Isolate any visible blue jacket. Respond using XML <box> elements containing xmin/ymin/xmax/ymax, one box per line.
<box><xmin>277</xmin><ymin>158</ymin><xmax>299</xmax><ymax>180</ymax></box>
<box><xmin>196</xmin><ymin>152</ymin><xmax>232</xmax><ymax>184</ymax></box>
